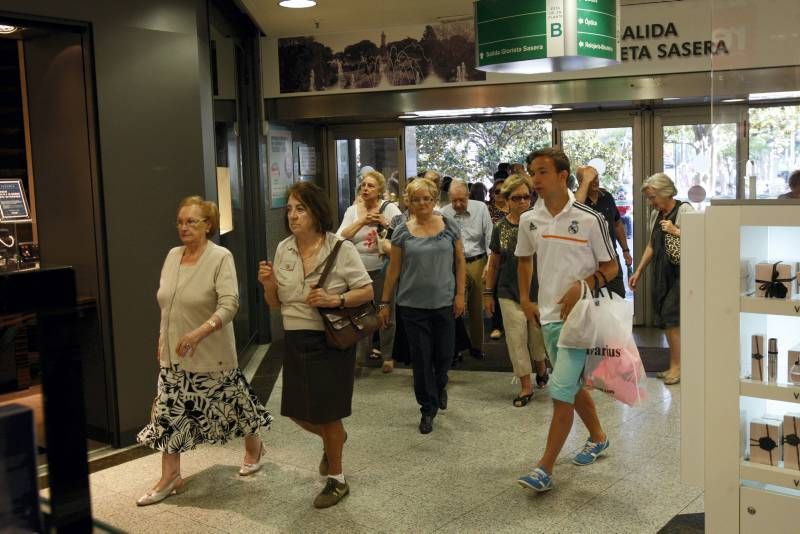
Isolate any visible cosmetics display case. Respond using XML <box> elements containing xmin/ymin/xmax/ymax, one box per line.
<box><xmin>683</xmin><ymin>200</ymin><xmax>800</xmax><ymax>532</ymax></box>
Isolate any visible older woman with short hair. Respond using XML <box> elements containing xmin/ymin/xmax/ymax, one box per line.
<box><xmin>137</xmin><ymin>196</ymin><xmax>272</xmax><ymax>506</ymax></box>
<box><xmin>259</xmin><ymin>181</ymin><xmax>373</xmax><ymax>509</ymax></box>
<box><xmin>337</xmin><ymin>171</ymin><xmax>401</xmax><ymax>373</ymax></box>
<box><xmin>379</xmin><ymin>178</ymin><xmax>466</xmax><ymax>434</ymax></box>
<box><xmin>629</xmin><ymin>173</ymin><xmax>693</xmax><ymax>385</ymax></box>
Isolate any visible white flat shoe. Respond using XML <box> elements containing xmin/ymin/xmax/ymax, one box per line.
<box><xmin>136</xmin><ymin>475</ymin><xmax>184</xmax><ymax>506</ymax></box>
<box><xmin>239</xmin><ymin>442</ymin><xmax>265</xmax><ymax>476</ymax></box>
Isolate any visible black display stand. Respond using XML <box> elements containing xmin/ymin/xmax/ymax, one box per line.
<box><xmin>0</xmin><ymin>404</ymin><xmax>42</xmax><ymax>532</ymax></box>
<box><xmin>0</xmin><ymin>267</ymin><xmax>92</xmax><ymax>532</ymax></box>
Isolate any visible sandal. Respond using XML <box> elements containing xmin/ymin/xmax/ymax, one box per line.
<box><xmin>368</xmin><ymin>349</ymin><xmax>382</xmax><ymax>360</ymax></box>
<box><xmin>535</xmin><ymin>372</ymin><xmax>549</xmax><ymax>388</ymax></box>
<box><xmin>663</xmin><ymin>375</ymin><xmax>680</xmax><ymax>385</ymax></box>
<box><xmin>656</xmin><ymin>371</ymin><xmax>668</xmax><ymax>379</ymax></box>
<box><xmin>513</xmin><ymin>393</ymin><xmax>534</xmax><ymax>407</ymax></box>
<box><xmin>382</xmin><ymin>359</ymin><xmax>394</xmax><ymax>374</ymax></box>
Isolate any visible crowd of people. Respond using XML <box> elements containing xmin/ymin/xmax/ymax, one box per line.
<box><xmin>134</xmin><ymin>146</ymin><xmax>693</xmax><ymax>510</ymax></box>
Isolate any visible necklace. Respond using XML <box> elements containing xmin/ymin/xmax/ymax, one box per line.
<box><xmin>298</xmin><ymin>235</ymin><xmax>324</xmax><ymax>260</ymax></box>
<box><xmin>0</xmin><ymin>234</ymin><xmax>14</xmax><ymax>248</ymax></box>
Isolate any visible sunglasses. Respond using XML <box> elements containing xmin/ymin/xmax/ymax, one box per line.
<box><xmin>509</xmin><ymin>194</ymin><xmax>531</xmax><ymax>202</ymax></box>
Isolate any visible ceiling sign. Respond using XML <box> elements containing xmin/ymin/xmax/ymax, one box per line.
<box><xmin>475</xmin><ymin>0</ymin><xmax>620</xmax><ymax>74</ymax></box>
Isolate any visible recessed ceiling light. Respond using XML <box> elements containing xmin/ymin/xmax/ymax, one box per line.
<box><xmin>551</xmin><ymin>107</ymin><xmax>573</xmax><ymax>111</ymax></box>
<box><xmin>721</xmin><ymin>98</ymin><xmax>746</xmax><ymax>103</ymax></box>
<box><xmin>398</xmin><ymin>114</ymin><xmax>417</xmax><ymax>119</ymax></box>
<box><xmin>662</xmin><ymin>97</ymin><xmax>681</xmax><ymax>101</ymax></box>
<box><xmin>278</xmin><ymin>0</ymin><xmax>316</xmax><ymax>7</ymax></box>
<box><xmin>0</xmin><ymin>24</ymin><xmax>18</xmax><ymax>34</ymax></box>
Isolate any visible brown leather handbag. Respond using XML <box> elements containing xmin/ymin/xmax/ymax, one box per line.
<box><xmin>316</xmin><ymin>240</ymin><xmax>379</xmax><ymax>349</ymax></box>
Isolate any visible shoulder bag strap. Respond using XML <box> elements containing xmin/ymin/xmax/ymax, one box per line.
<box><xmin>316</xmin><ymin>239</ymin><xmax>344</xmax><ymax>288</ymax></box>
<box><xmin>379</xmin><ymin>200</ymin><xmax>390</xmax><ymax>214</ymax></box>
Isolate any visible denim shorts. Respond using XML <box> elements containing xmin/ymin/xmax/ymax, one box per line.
<box><xmin>542</xmin><ymin>322</ymin><xmax>586</xmax><ymax>404</ymax></box>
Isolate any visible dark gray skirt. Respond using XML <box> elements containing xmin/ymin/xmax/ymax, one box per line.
<box><xmin>281</xmin><ymin>330</ymin><xmax>356</xmax><ymax>424</ymax></box>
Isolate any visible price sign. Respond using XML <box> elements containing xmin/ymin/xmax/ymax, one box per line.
<box><xmin>0</xmin><ymin>179</ymin><xmax>31</xmax><ymax>222</ymax></box>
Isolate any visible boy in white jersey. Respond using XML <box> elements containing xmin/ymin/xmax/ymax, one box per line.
<box><xmin>514</xmin><ymin>147</ymin><xmax>619</xmax><ymax>492</ymax></box>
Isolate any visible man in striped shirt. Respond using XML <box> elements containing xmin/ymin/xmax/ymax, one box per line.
<box><xmin>514</xmin><ymin>147</ymin><xmax>619</xmax><ymax>493</ymax></box>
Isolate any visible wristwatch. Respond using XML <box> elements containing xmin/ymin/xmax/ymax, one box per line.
<box><xmin>339</xmin><ymin>293</ymin><xmax>346</xmax><ymax>308</ymax></box>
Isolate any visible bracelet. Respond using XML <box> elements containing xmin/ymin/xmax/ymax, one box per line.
<box><xmin>206</xmin><ymin>319</ymin><xmax>218</xmax><ymax>330</ymax></box>
<box><xmin>339</xmin><ymin>294</ymin><xmax>346</xmax><ymax>309</ymax></box>
<box><xmin>483</xmin><ymin>289</ymin><xmax>495</xmax><ymax>295</ymax></box>
<box><xmin>622</xmin><ymin>248</ymin><xmax>629</xmax><ymax>252</ymax></box>
<box><xmin>378</xmin><ymin>303</ymin><xmax>389</xmax><ymax>311</ymax></box>
<box><xmin>379</xmin><ymin>300</ymin><xmax>391</xmax><ymax>305</ymax></box>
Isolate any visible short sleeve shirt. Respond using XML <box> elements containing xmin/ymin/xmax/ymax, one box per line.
<box><xmin>515</xmin><ymin>192</ymin><xmax>615</xmax><ymax>325</ymax></box>
<box><xmin>336</xmin><ymin>201</ymin><xmax>402</xmax><ymax>272</ymax></box>
<box><xmin>391</xmin><ymin>215</ymin><xmax>461</xmax><ymax>309</ymax></box>
<box><xmin>584</xmin><ymin>189</ymin><xmax>621</xmax><ymax>248</ymax></box>
<box><xmin>273</xmin><ymin>232</ymin><xmax>372</xmax><ymax>331</ymax></box>
<box><xmin>489</xmin><ymin>217</ymin><xmax>538</xmax><ymax>302</ymax></box>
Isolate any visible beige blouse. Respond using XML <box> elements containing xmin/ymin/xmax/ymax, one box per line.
<box><xmin>156</xmin><ymin>242</ymin><xmax>239</xmax><ymax>373</ymax></box>
<box><xmin>273</xmin><ymin>232</ymin><xmax>372</xmax><ymax>331</ymax></box>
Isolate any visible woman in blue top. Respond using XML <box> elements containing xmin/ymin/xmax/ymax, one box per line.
<box><xmin>379</xmin><ymin>178</ymin><xmax>466</xmax><ymax>434</ymax></box>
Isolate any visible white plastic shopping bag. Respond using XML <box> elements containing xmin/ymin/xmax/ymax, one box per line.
<box><xmin>558</xmin><ymin>284</ymin><xmax>646</xmax><ymax>406</ymax></box>
<box><xmin>582</xmin><ymin>291</ymin><xmax>646</xmax><ymax>406</ymax></box>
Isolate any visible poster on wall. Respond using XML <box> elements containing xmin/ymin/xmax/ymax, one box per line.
<box><xmin>277</xmin><ymin>20</ymin><xmax>486</xmax><ymax>94</ymax></box>
<box><xmin>0</xmin><ymin>179</ymin><xmax>31</xmax><ymax>222</ymax></box>
<box><xmin>269</xmin><ymin>130</ymin><xmax>294</xmax><ymax>208</ymax></box>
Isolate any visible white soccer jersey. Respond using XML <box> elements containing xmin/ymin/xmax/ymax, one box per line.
<box><xmin>515</xmin><ymin>191</ymin><xmax>615</xmax><ymax>325</ymax></box>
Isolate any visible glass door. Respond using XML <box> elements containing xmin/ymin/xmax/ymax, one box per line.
<box><xmin>555</xmin><ymin>112</ymin><xmax>645</xmax><ymax>324</ymax></box>
<box><xmin>327</xmin><ymin>124</ymin><xmax>405</xmax><ymax>222</ymax></box>
<box><xmin>653</xmin><ymin>107</ymin><xmax>746</xmax><ymax>209</ymax></box>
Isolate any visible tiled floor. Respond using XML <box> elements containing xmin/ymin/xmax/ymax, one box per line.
<box><xmin>77</xmin><ymin>368</ymin><xmax>702</xmax><ymax>533</ymax></box>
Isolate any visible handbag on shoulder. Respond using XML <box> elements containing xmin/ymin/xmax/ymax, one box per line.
<box><xmin>316</xmin><ymin>240</ymin><xmax>380</xmax><ymax>349</ymax></box>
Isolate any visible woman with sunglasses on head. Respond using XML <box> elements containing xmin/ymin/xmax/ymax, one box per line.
<box><xmin>483</xmin><ymin>175</ymin><xmax>549</xmax><ymax>407</ymax></box>
<box><xmin>337</xmin><ymin>170</ymin><xmax>402</xmax><ymax>374</ymax></box>
<box><xmin>379</xmin><ymin>178</ymin><xmax>466</xmax><ymax>434</ymax></box>
<box><xmin>136</xmin><ymin>196</ymin><xmax>272</xmax><ymax>506</ymax></box>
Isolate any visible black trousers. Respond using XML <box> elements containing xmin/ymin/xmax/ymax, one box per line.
<box><xmin>398</xmin><ymin>305</ymin><xmax>455</xmax><ymax>417</ymax></box>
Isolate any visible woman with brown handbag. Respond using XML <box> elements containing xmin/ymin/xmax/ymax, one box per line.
<box><xmin>258</xmin><ymin>181</ymin><xmax>373</xmax><ymax>509</ymax></box>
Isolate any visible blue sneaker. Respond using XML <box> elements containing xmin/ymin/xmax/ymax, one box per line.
<box><xmin>517</xmin><ymin>467</ymin><xmax>553</xmax><ymax>492</ymax></box>
<box><xmin>573</xmin><ymin>437</ymin><xmax>610</xmax><ymax>465</ymax></box>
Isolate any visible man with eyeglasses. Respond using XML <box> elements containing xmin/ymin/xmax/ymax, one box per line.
<box><xmin>441</xmin><ymin>179</ymin><xmax>493</xmax><ymax>360</ymax></box>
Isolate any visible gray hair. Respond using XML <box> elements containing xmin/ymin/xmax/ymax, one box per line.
<box><xmin>448</xmin><ymin>178</ymin><xmax>469</xmax><ymax>195</ymax></box>
<box><xmin>641</xmin><ymin>173</ymin><xmax>678</xmax><ymax>198</ymax></box>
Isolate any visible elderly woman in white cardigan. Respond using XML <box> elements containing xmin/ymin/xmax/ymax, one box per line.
<box><xmin>136</xmin><ymin>196</ymin><xmax>272</xmax><ymax>506</ymax></box>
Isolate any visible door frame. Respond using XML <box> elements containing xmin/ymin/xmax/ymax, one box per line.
<box><xmin>553</xmin><ymin>111</ymin><xmax>647</xmax><ymax>324</ymax></box>
<box><xmin>325</xmin><ymin>122</ymin><xmax>406</xmax><ymax>222</ymax></box>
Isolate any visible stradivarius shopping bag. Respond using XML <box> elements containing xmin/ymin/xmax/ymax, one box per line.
<box><xmin>558</xmin><ymin>284</ymin><xmax>646</xmax><ymax>406</ymax></box>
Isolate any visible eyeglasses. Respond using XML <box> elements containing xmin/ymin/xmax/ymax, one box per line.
<box><xmin>509</xmin><ymin>194</ymin><xmax>531</xmax><ymax>202</ymax></box>
<box><xmin>409</xmin><ymin>197</ymin><xmax>434</xmax><ymax>204</ymax></box>
<box><xmin>176</xmin><ymin>218</ymin><xmax>207</xmax><ymax>228</ymax></box>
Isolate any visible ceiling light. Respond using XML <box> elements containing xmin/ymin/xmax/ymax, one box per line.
<box><xmin>278</xmin><ymin>0</ymin><xmax>316</xmax><ymax>7</ymax></box>
<box><xmin>408</xmin><ymin>105</ymin><xmax>552</xmax><ymax>118</ymax></box>
<box><xmin>662</xmin><ymin>97</ymin><xmax>681</xmax><ymax>101</ymax></box>
<box><xmin>551</xmin><ymin>107</ymin><xmax>573</xmax><ymax>112</ymax></box>
<box><xmin>398</xmin><ymin>115</ymin><xmax>417</xmax><ymax>119</ymax></box>
<box><xmin>721</xmin><ymin>98</ymin><xmax>746</xmax><ymax>103</ymax></box>
<box><xmin>748</xmin><ymin>91</ymin><xmax>800</xmax><ymax>101</ymax></box>
<box><xmin>0</xmin><ymin>24</ymin><xmax>18</xmax><ymax>34</ymax></box>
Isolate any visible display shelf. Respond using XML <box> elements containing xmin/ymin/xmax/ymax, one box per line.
<box><xmin>740</xmin><ymin>379</ymin><xmax>800</xmax><ymax>403</ymax></box>
<box><xmin>740</xmin><ymin>461</ymin><xmax>800</xmax><ymax>491</ymax></box>
<box><xmin>740</xmin><ymin>296</ymin><xmax>800</xmax><ymax>317</ymax></box>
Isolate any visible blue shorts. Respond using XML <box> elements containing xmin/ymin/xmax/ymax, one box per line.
<box><xmin>542</xmin><ymin>322</ymin><xmax>586</xmax><ymax>404</ymax></box>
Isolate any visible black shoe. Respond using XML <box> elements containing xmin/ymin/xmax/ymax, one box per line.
<box><xmin>419</xmin><ymin>415</ymin><xmax>433</xmax><ymax>434</ymax></box>
<box><xmin>438</xmin><ymin>388</ymin><xmax>448</xmax><ymax>410</ymax></box>
<box><xmin>451</xmin><ymin>352</ymin><xmax>463</xmax><ymax>368</ymax></box>
<box><xmin>469</xmin><ymin>348</ymin><xmax>487</xmax><ymax>360</ymax></box>
<box><xmin>536</xmin><ymin>371</ymin><xmax>550</xmax><ymax>388</ymax></box>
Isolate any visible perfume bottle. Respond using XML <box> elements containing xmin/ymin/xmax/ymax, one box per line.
<box><xmin>790</xmin><ymin>357</ymin><xmax>800</xmax><ymax>385</ymax></box>
<box><xmin>768</xmin><ymin>338</ymin><xmax>778</xmax><ymax>384</ymax></box>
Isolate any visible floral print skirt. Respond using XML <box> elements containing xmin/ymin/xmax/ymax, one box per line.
<box><xmin>137</xmin><ymin>365</ymin><xmax>273</xmax><ymax>454</ymax></box>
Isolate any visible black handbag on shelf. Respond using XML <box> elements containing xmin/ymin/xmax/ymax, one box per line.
<box><xmin>316</xmin><ymin>239</ymin><xmax>380</xmax><ymax>350</ymax></box>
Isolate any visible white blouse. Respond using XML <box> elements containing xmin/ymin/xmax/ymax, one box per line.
<box><xmin>273</xmin><ymin>232</ymin><xmax>372</xmax><ymax>331</ymax></box>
